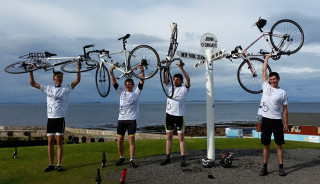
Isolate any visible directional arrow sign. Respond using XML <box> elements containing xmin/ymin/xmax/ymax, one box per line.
<box><xmin>210</xmin><ymin>48</ymin><xmax>226</xmax><ymax>61</ymax></box>
<box><xmin>177</xmin><ymin>51</ymin><xmax>206</xmax><ymax>61</ymax></box>
<box><xmin>194</xmin><ymin>60</ymin><xmax>206</xmax><ymax>69</ymax></box>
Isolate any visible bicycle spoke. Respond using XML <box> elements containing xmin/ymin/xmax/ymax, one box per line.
<box><xmin>129</xmin><ymin>45</ymin><xmax>159</xmax><ymax>79</ymax></box>
<box><xmin>95</xmin><ymin>64</ymin><xmax>110</xmax><ymax>97</ymax></box>
<box><xmin>237</xmin><ymin>58</ymin><xmax>271</xmax><ymax>94</ymax></box>
<box><xmin>270</xmin><ymin>19</ymin><xmax>304</xmax><ymax>54</ymax></box>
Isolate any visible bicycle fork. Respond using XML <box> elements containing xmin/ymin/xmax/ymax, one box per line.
<box><xmin>241</xmin><ymin>51</ymin><xmax>258</xmax><ymax>77</ymax></box>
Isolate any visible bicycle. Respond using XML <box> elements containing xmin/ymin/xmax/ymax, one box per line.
<box><xmin>62</xmin><ymin>34</ymin><xmax>160</xmax><ymax>97</ymax></box>
<box><xmin>5</xmin><ymin>45</ymin><xmax>99</xmax><ymax>74</ymax></box>
<box><xmin>159</xmin><ymin>22</ymin><xmax>181</xmax><ymax>98</ymax></box>
<box><xmin>224</xmin><ymin>17</ymin><xmax>304</xmax><ymax>94</ymax></box>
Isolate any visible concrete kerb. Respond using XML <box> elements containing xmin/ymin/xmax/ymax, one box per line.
<box><xmin>0</xmin><ymin>126</ymin><xmax>179</xmax><ymax>144</ymax></box>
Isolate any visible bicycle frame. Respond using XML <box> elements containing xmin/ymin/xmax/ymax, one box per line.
<box><xmin>228</xmin><ymin>25</ymin><xmax>289</xmax><ymax>77</ymax></box>
<box><xmin>98</xmin><ymin>49</ymin><xmax>142</xmax><ymax>79</ymax></box>
<box><xmin>43</xmin><ymin>56</ymin><xmax>81</xmax><ymax>71</ymax></box>
<box><xmin>239</xmin><ymin>23</ymin><xmax>291</xmax><ymax>58</ymax></box>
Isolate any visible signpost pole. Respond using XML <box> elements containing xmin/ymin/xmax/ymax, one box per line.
<box><xmin>200</xmin><ymin>33</ymin><xmax>217</xmax><ymax>161</ymax></box>
<box><xmin>205</xmin><ymin>50</ymin><xmax>215</xmax><ymax>160</ymax></box>
<box><xmin>178</xmin><ymin>33</ymin><xmax>219</xmax><ymax>166</ymax></box>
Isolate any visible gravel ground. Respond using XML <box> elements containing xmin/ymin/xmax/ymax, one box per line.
<box><xmin>105</xmin><ymin>149</ymin><xmax>320</xmax><ymax>184</ymax></box>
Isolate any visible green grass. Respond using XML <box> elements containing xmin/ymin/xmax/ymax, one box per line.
<box><xmin>0</xmin><ymin>138</ymin><xmax>319</xmax><ymax>184</ymax></box>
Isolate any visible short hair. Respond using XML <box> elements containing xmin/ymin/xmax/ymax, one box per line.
<box><xmin>125</xmin><ymin>78</ymin><xmax>134</xmax><ymax>85</ymax></box>
<box><xmin>269</xmin><ymin>72</ymin><xmax>280</xmax><ymax>79</ymax></box>
<box><xmin>53</xmin><ymin>71</ymin><xmax>63</xmax><ymax>78</ymax></box>
<box><xmin>173</xmin><ymin>73</ymin><xmax>183</xmax><ymax>82</ymax></box>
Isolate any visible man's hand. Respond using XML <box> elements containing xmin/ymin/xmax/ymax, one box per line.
<box><xmin>283</xmin><ymin>124</ymin><xmax>288</xmax><ymax>132</ymax></box>
<box><xmin>77</xmin><ymin>61</ymin><xmax>82</xmax><ymax>71</ymax></box>
<box><xmin>110</xmin><ymin>65</ymin><xmax>116</xmax><ymax>72</ymax></box>
<box><xmin>176</xmin><ymin>59</ymin><xmax>185</xmax><ymax>69</ymax></box>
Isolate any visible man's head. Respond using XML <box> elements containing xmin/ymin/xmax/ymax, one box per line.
<box><xmin>173</xmin><ymin>73</ymin><xmax>183</xmax><ymax>87</ymax></box>
<box><xmin>268</xmin><ymin>72</ymin><xmax>280</xmax><ymax>88</ymax></box>
<box><xmin>125</xmin><ymin>78</ymin><xmax>134</xmax><ymax>92</ymax></box>
<box><xmin>53</xmin><ymin>71</ymin><xmax>64</xmax><ymax>87</ymax></box>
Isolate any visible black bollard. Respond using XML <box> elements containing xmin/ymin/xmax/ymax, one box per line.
<box><xmin>96</xmin><ymin>168</ymin><xmax>101</xmax><ymax>184</ymax></box>
<box><xmin>13</xmin><ymin>147</ymin><xmax>17</xmax><ymax>159</ymax></box>
<box><xmin>102</xmin><ymin>152</ymin><xmax>106</xmax><ymax>167</ymax></box>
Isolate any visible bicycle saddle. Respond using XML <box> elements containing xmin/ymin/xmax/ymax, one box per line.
<box><xmin>45</xmin><ymin>52</ymin><xmax>57</xmax><ymax>57</ymax></box>
<box><xmin>118</xmin><ymin>34</ymin><xmax>130</xmax><ymax>41</ymax></box>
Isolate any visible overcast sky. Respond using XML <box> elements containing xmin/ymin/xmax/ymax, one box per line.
<box><xmin>1</xmin><ymin>0</ymin><xmax>319</xmax><ymax>103</ymax></box>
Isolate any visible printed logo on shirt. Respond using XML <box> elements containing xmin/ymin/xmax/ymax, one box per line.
<box><xmin>266</xmin><ymin>87</ymin><xmax>274</xmax><ymax>96</ymax></box>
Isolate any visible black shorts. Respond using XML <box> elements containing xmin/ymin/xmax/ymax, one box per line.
<box><xmin>165</xmin><ymin>113</ymin><xmax>185</xmax><ymax>133</ymax></box>
<box><xmin>261</xmin><ymin>117</ymin><xmax>285</xmax><ymax>145</ymax></box>
<box><xmin>47</xmin><ymin>118</ymin><xmax>65</xmax><ymax>136</ymax></box>
<box><xmin>117</xmin><ymin>120</ymin><xmax>137</xmax><ymax>136</ymax></box>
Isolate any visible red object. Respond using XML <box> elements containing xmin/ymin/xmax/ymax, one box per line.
<box><xmin>120</xmin><ymin>168</ymin><xmax>127</xmax><ymax>184</ymax></box>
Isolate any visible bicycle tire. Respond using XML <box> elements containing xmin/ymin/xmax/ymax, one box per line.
<box><xmin>5</xmin><ymin>60</ymin><xmax>41</xmax><ymax>74</ymax></box>
<box><xmin>168</xmin><ymin>27</ymin><xmax>178</xmax><ymax>58</ymax></box>
<box><xmin>237</xmin><ymin>57</ymin><xmax>272</xmax><ymax>94</ymax></box>
<box><xmin>270</xmin><ymin>19</ymin><xmax>304</xmax><ymax>55</ymax></box>
<box><xmin>95</xmin><ymin>63</ymin><xmax>111</xmax><ymax>98</ymax></box>
<box><xmin>61</xmin><ymin>59</ymin><xmax>98</xmax><ymax>73</ymax></box>
<box><xmin>160</xmin><ymin>67</ymin><xmax>174</xmax><ymax>98</ymax></box>
<box><xmin>129</xmin><ymin>45</ymin><xmax>160</xmax><ymax>80</ymax></box>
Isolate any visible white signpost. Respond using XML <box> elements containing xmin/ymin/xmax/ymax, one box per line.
<box><xmin>177</xmin><ymin>33</ymin><xmax>225</xmax><ymax>164</ymax></box>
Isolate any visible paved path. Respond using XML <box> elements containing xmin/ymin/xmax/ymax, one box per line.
<box><xmin>105</xmin><ymin>149</ymin><xmax>320</xmax><ymax>184</ymax></box>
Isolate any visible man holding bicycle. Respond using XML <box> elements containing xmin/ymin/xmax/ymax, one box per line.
<box><xmin>258</xmin><ymin>54</ymin><xmax>288</xmax><ymax>176</ymax></box>
<box><xmin>110</xmin><ymin>64</ymin><xmax>145</xmax><ymax>169</ymax></box>
<box><xmin>29</xmin><ymin>64</ymin><xmax>81</xmax><ymax>172</ymax></box>
<box><xmin>160</xmin><ymin>60</ymin><xmax>190</xmax><ymax>167</ymax></box>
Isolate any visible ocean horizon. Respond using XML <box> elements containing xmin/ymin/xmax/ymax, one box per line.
<box><xmin>1</xmin><ymin>101</ymin><xmax>319</xmax><ymax>130</ymax></box>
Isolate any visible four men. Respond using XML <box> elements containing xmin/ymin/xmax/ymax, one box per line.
<box><xmin>25</xmin><ymin>52</ymin><xmax>289</xmax><ymax>177</ymax></box>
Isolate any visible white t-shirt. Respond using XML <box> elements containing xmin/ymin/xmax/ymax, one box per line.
<box><xmin>116</xmin><ymin>85</ymin><xmax>142</xmax><ymax>120</ymax></box>
<box><xmin>166</xmin><ymin>83</ymin><xmax>190</xmax><ymax>116</ymax></box>
<box><xmin>40</xmin><ymin>85</ymin><xmax>73</xmax><ymax>118</ymax></box>
<box><xmin>258</xmin><ymin>81</ymin><xmax>287</xmax><ymax>119</ymax></box>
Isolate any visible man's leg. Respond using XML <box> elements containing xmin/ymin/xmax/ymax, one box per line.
<box><xmin>44</xmin><ymin>135</ymin><xmax>56</xmax><ymax>172</ymax></box>
<box><xmin>263</xmin><ymin>144</ymin><xmax>270</xmax><ymax>164</ymax></box>
<box><xmin>118</xmin><ymin>135</ymin><xmax>125</xmax><ymax>157</ymax></box>
<box><xmin>160</xmin><ymin>131</ymin><xmax>173</xmax><ymax>166</ymax></box>
<box><xmin>178</xmin><ymin>133</ymin><xmax>185</xmax><ymax>156</ymax></box>
<box><xmin>178</xmin><ymin>132</ymin><xmax>187</xmax><ymax>167</ymax></box>
<box><xmin>56</xmin><ymin>135</ymin><xmax>64</xmax><ymax>166</ymax></box>
<box><xmin>128</xmin><ymin>135</ymin><xmax>138</xmax><ymax>168</ymax></box>
<box><xmin>260</xmin><ymin>144</ymin><xmax>270</xmax><ymax>176</ymax></box>
<box><xmin>276</xmin><ymin>144</ymin><xmax>283</xmax><ymax>164</ymax></box>
<box><xmin>128</xmin><ymin>135</ymin><xmax>135</xmax><ymax>160</ymax></box>
<box><xmin>276</xmin><ymin>144</ymin><xmax>287</xmax><ymax>176</ymax></box>
<box><xmin>166</xmin><ymin>131</ymin><xmax>173</xmax><ymax>155</ymax></box>
<box><xmin>48</xmin><ymin>135</ymin><xmax>55</xmax><ymax>165</ymax></box>
<box><xmin>115</xmin><ymin>135</ymin><xmax>125</xmax><ymax>166</ymax></box>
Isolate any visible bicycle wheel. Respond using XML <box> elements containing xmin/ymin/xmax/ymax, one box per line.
<box><xmin>129</xmin><ymin>45</ymin><xmax>160</xmax><ymax>80</ymax></box>
<box><xmin>168</xmin><ymin>26</ymin><xmax>178</xmax><ymax>58</ymax></box>
<box><xmin>61</xmin><ymin>59</ymin><xmax>98</xmax><ymax>73</ymax></box>
<box><xmin>270</xmin><ymin>19</ymin><xmax>304</xmax><ymax>55</ymax></box>
<box><xmin>160</xmin><ymin>67</ymin><xmax>174</xmax><ymax>98</ymax></box>
<box><xmin>95</xmin><ymin>63</ymin><xmax>111</xmax><ymax>98</ymax></box>
<box><xmin>237</xmin><ymin>57</ymin><xmax>272</xmax><ymax>94</ymax></box>
<box><xmin>5</xmin><ymin>60</ymin><xmax>40</xmax><ymax>74</ymax></box>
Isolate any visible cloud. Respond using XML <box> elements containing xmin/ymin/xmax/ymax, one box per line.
<box><xmin>1</xmin><ymin>0</ymin><xmax>320</xmax><ymax>103</ymax></box>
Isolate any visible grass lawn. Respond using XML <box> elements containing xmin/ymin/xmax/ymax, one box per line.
<box><xmin>0</xmin><ymin>138</ymin><xmax>319</xmax><ymax>184</ymax></box>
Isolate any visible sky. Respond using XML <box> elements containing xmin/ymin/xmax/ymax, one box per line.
<box><xmin>0</xmin><ymin>0</ymin><xmax>319</xmax><ymax>103</ymax></box>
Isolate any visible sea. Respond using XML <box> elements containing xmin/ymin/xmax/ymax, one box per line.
<box><xmin>0</xmin><ymin>102</ymin><xmax>319</xmax><ymax>130</ymax></box>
